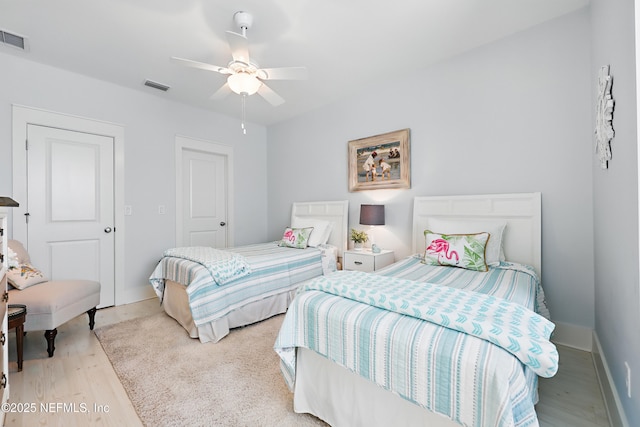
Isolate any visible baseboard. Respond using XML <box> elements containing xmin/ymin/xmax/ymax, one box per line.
<box><xmin>550</xmin><ymin>323</ymin><xmax>629</xmax><ymax>426</ymax></box>
<box><xmin>592</xmin><ymin>332</ymin><xmax>630</xmax><ymax>427</ymax></box>
<box><xmin>551</xmin><ymin>321</ymin><xmax>593</xmax><ymax>351</ymax></box>
<box><xmin>116</xmin><ymin>286</ymin><xmax>156</xmax><ymax>306</ymax></box>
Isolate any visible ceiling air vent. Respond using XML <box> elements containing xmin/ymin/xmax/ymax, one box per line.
<box><xmin>1</xmin><ymin>29</ymin><xmax>27</xmax><ymax>50</ymax></box>
<box><xmin>144</xmin><ymin>79</ymin><xmax>170</xmax><ymax>92</ymax></box>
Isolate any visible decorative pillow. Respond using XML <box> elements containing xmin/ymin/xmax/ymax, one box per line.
<box><xmin>279</xmin><ymin>227</ymin><xmax>314</xmax><ymax>249</ymax></box>
<box><xmin>7</xmin><ymin>263</ymin><xmax>48</xmax><ymax>290</ymax></box>
<box><xmin>423</xmin><ymin>230</ymin><xmax>489</xmax><ymax>272</ymax></box>
<box><xmin>426</xmin><ymin>218</ymin><xmax>506</xmax><ymax>266</ymax></box>
<box><xmin>291</xmin><ymin>217</ymin><xmax>333</xmax><ymax>247</ymax></box>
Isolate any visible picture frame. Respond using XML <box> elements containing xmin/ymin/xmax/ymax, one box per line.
<box><xmin>348</xmin><ymin>128</ymin><xmax>410</xmax><ymax>191</ymax></box>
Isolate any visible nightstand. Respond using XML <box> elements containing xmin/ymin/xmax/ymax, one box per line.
<box><xmin>343</xmin><ymin>249</ymin><xmax>394</xmax><ymax>272</ymax></box>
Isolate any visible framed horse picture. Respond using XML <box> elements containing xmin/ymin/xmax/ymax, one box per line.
<box><xmin>348</xmin><ymin>128</ymin><xmax>411</xmax><ymax>191</ymax></box>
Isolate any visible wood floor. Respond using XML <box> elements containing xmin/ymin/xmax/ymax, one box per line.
<box><xmin>3</xmin><ymin>299</ymin><xmax>611</xmax><ymax>427</ymax></box>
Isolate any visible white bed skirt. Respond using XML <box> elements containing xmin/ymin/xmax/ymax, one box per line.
<box><xmin>163</xmin><ymin>279</ymin><xmax>295</xmax><ymax>343</ymax></box>
<box><xmin>295</xmin><ymin>348</ymin><xmax>463</xmax><ymax>427</ymax></box>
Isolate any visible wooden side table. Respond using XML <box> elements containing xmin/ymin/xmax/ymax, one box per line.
<box><xmin>8</xmin><ymin>304</ymin><xmax>26</xmax><ymax>372</ymax></box>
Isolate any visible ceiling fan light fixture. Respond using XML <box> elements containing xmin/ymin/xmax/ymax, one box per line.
<box><xmin>227</xmin><ymin>73</ymin><xmax>261</xmax><ymax>95</ymax></box>
<box><xmin>170</xmin><ymin>10</ymin><xmax>307</xmax><ymax>134</ymax></box>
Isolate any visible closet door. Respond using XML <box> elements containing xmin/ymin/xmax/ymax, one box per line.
<box><xmin>26</xmin><ymin>124</ymin><xmax>115</xmax><ymax>307</ymax></box>
<box><xmin>176</xmin><ymin>136</ymin><xmax>233</xmax><ymax>248</ymax></box>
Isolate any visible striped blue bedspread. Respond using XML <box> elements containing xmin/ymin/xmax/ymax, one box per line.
<box><xmin>303</xmin><ymin>270</ymin><xmax>557</xmax><ymax>377</ymax></box>
<box><xmin>149</xmin><ymin>242</ymin><xmax>323</xmax><ymax>326</ymax></box>
<box><xmin>163</xmin><ymin>246</ymin><xmax>252</xmax><ymax>285</ymax></box>
<box><xmin>274</xmin><ymin>256</ymin><xmax>554</xmax><ymax>427</ymax></box>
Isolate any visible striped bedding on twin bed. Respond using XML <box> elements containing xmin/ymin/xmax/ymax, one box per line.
<box><xmin>274</xmin><ymin>256</ymin><xmax>554</xmax><ymax>427</ymax></box>
<box><xmin>377</xmin><ymin>255</ymin><xmax>551</xmax><ymax>320</ymax></box>
<box><xmin>149</xmin><ymin>242</ymin><xmax>323</xmax><ymax>327</ymax></box>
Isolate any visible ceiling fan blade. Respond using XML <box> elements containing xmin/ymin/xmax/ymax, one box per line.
<box><xmin>257</xmin><ymin>83</ymin><xmax>285</xmax><ymax>106</ymax></box>
<box><xmin>210</xmin><ymin>83</ymin><xmax>232</xmax><ymax>100</ymax></box>
<box><xmin>225</xmin><ymin>31</ymin><xmax>250</xmax><ymax>64</ymax></box>
<box><xmin>170</xmin><ymin>57</ymin><xmax>230</xmax><ymax>74</ymax></box>
<box><xmin>259</xmin><ymin>67</ymin><xmax>308</xmax><ymax>80</ymax></box>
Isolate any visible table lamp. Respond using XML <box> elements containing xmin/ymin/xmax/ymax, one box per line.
<box><xmin>360</xmin><ymin>204</ymin><xmax>385</xmax><ymax>252</ymax></box>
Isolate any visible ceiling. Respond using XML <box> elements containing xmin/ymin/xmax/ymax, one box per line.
<box><xmin>0</xmin><ymin>0</ymin><xmax>589</xmax><ymax>126</ymax></box>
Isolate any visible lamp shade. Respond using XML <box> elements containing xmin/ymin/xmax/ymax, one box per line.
<box><xmin>360</xmin><ymin>204</ymin><xmax>385</xmax><ymax>226</ymax></box>
<box><xmin>227</xmin><ymin>73</ymin><xmax>262</xmax><ymax>95</ymax></box>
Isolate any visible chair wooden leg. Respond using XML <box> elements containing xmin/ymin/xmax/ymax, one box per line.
<box><xmin>87</xmin><ymin>307</ymin><xmax>97</xmax><ymax>330</ymax></box>
<box><xmin>44</xmin><ymin>328</ymin><xmax>57</xmax><ymax>357</ymax></box>
<box><xmin>42</xmin><ymin>309</ymin><xmax>95</xmax><ymax>358</ymax></box>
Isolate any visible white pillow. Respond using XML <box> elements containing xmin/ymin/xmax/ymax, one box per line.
<box><xmin>426</xmin><ymin>218</ymin><xmax>506</xmax><ymax>266</ymax></box>
<box><xmin>291</xmin><ymin>217</ymin><xmax>333</xmax><ymax>247</ymax></box>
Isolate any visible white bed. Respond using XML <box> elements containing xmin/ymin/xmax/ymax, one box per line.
<box><xmin>280</xmin><ymin>193</ymin><xmax>548</xmax><ymax>427</ymax></box>
<box><xmin>154</xmin><ymin>200</ymin><xmax>348</xmax><ymax>343</ymax></box>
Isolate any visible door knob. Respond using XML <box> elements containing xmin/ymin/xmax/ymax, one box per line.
<box><xmin>104</xmin><ymin>227</ymin><xmax>112</xmax><ymax>233</ymax></box>
<box><xmin>219</xmin><ymin>222</ymin><xmax>226</xmax><ymax>227</ymax></box>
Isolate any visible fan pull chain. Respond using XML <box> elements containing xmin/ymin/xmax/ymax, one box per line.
<box><xmin>241</xmin><ymin>93</ymin><xmax>247</xmax><ymax>134</ymax></box>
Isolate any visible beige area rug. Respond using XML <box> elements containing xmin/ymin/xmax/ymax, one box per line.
<box><xmin>94</xmin><ymin>312</ymin><xmax>327</xmax><ymax>427</ymax></box>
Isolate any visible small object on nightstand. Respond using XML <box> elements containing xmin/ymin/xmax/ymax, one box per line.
<box><xmin>343</xmin><ymin>249</ymin><xmax>394</xmax><ymax>272</ymax></box>
<box><xmin>371</xmin><ymin>243</ymin><xmax>381</xmax><ymax>253</ymax></box>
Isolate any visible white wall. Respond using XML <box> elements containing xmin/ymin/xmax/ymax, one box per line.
<box><xmin>591</xmin><ymin>0</ymin><xmax>640</xmax><ymax>425</ymax></box>
<box><xmin>267</xmin><ymin>10</ymin><xmax>594</xmax><ymax>329</ymax></box>
<box><xmin>0</xmin><ymin>52</ymin><xmax>269</xmax><ymax>303</ymax></box>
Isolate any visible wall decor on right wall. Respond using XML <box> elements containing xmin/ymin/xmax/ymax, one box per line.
<box><xmin>594</xmin><ymin>64</ymin><xmax>615</xmax><ymax>169</ymax></box>
<box><xmin>348</xmin><ymin>128</ymin><xmax>411</xmax><ymax>191</ymax></box>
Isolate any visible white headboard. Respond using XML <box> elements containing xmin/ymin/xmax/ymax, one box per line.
<box><xmin>412</xmin><ymin>193</ymin><xmax>541</xmax><ymax>275</ymax></box>
<box><xmin>291</xmin><ymin>200</ymin><xmax>349</xmax><ymax>257</ymax></box>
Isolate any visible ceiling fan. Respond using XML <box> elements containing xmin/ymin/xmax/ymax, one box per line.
<box><xmin>171</xmin><ymin>11</ymin><xmax>307</xmax><ymax>108</ymax></box>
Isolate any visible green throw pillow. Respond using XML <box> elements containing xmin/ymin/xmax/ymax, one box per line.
<box><xmin>279</xmin><ymin>227</ymin><xmax>314</xmax><ymax>249</ymax></box>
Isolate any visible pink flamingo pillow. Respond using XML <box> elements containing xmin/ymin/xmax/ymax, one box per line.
<box><xmin>279</xmin><ymin>227</ymin><xmax>314</xmax><ymax>249</ymax></box>
<box><xmin>423</xmin><ymin>230</ymin><xmax>490</xmax><ymax>271</ymax></box>
<box><xmin>426</xmin><ymin>238</ymin><xmax>460</xmax><ymax>264</ymax></box>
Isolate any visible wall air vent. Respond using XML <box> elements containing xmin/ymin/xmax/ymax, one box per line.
<box><xmin>144</xmin><ymin>79</ymin><xmax>170</xmax><ymax>92</ymax></box>
<box><xmin>1</xmin><ymin>29</ymin><xmax>27</xmax><ymax>50</ymax></box>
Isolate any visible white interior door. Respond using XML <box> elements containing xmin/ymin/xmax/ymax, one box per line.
<box><xmin>26</xmin><ymin>124</ymin><xmax>115</xmax><ymax>307</ymax></box>
<box><xmin>180</xmin><ymin>148</ymin><xmax>228</xmax><ymax>248</ymax></box>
